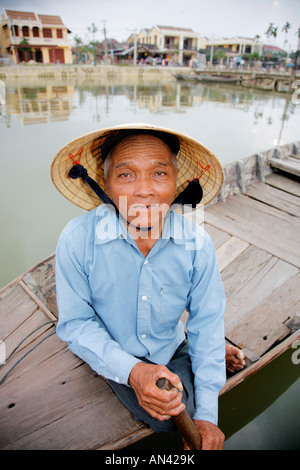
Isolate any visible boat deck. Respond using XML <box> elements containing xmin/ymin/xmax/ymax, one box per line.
<box><xmin>0</xmin><ymin>172</ymin><xmax>300</xmax><ymax>450</ymax></box>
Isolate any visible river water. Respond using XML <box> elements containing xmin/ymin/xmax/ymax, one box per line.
<box><xmin>0</xmin><ymin>75</ymin><xmax>299</xmax><ymax>449</ymax></box>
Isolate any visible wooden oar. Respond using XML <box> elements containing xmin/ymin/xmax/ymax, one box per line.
<box><xmin>156</xmin><ymin>378</ymin><xmax>202</xmax><ymax>450</ymax></box>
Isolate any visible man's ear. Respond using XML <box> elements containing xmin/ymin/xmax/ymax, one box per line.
<box><xmin>102</xmin><ymin>175</ymin><xmax>110</xmax><ymax>193</ymax></box>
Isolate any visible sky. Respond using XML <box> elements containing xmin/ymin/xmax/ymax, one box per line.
<box><xmin>1</xmin><ymin>0</ymin><xmax>299</xmax><ymax>50</ymax></box>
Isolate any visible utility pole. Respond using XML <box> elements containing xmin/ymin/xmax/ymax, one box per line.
<box><xmin>210</xmin><ymin>35</ymin><xmax>214</xmax><ymax>67</ymax></box>
<box><xmin>102</xmin><ymin>20</ymin><xmax>108</xmax><ymax>64</ymax></box>
<box><xmin>133</xmin><ymin>28</ymin><xmax>137</xmax><ymax>66</ymax></box>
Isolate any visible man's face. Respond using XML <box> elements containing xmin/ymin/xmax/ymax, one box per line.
<box><xmin>104</xmin><ymin>134</ymin><xmax>178</xmax><ymax>231</ymax></box>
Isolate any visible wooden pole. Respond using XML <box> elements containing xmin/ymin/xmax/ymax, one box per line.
<box><xmin>156</xmin><ymin>378</ymin><xmax>202</xmax><ymax>450</ymax></box>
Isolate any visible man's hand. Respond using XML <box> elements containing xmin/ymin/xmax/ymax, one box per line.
<box><xmin>128</xmin><ymin>362</ymin><xmax>186</xmax><ymax>421</ymax></box>
<box><xmin>183</xmin><ymin>420</ymin><xmax>225</xmax><ymax>450</ymax></box>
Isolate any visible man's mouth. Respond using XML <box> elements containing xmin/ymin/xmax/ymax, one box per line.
<box><xmin>130</xmin><ymin>204</ymin><xmax>160</xmax><ymax>211</ymax></box>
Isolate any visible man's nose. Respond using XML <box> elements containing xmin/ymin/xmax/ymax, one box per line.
<box><xmin>133</xmin><ymin>174</ymin><xmax>155</xmax><ymax>197</ymax></box>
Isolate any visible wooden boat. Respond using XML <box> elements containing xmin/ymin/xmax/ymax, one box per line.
<box><xmin>196</xmin><ymin>74</ymin><xmax>243</xmax><ymax>84</ymax></box>
<box><xmin>1</xmin><ymin>141</ymin><xmax>300</xmax><ymax>450</ymax></box>
<box><xmin>173</xmin><ymin>73</ymin><xmax>197</xmax><ymax>81</ymax></box>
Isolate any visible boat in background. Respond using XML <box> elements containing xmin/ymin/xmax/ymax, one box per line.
<box><xmin>174</xmin><ymin>73</ymin><xmax>243</xmax><ymax>84</ymax></box>
<box><xmin>196</xmin><ymin>74</ymin><xmax>243</xmax><ymax>84</ymax></box>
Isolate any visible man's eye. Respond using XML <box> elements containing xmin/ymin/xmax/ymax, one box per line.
<box><xmin>119</xmin><ymin>173</ymin><xmax>130</xmax><ymax>178</ymax></box>
<box><xmin>156</xmin><ymin>171</ymin><xmax>167</xmax><ymax>176</ymax></box>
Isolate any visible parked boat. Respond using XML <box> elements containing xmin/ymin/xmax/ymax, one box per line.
<box><xmin>173</xmin><ymin>73</ymin><xmax>198</xmax><ymax>81</ymax></box>
<box><xmin>173</xmin><ymin>73</ymin><xmax>243</xmax><ymax>84</ymax></box>
<box><xmin>0</xmin><ymin>142</ymin><xmax>300</xmax><ymax>450</ymax></box>
<box><xmin>196</xmin><ymin>74</ymin><xmax>243</xmax><ymax>84</ymax></box>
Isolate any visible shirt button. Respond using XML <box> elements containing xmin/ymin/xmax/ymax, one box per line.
<box><xmin>144</xmin><ymin>260</ymin><xmax>148</xmax><ymax>265</ymax></box>
<box><xmin>114</xmin><ymin>377</ymin><xmax>120</xmax><ymax>383</ymax></box>
<box><xmin>141</xmin><ymin>334</ymin><xmax>147</xmax><ymax>339</ymax></box>
<box><xmin>142</xmin><ymin>295</ymin><xmax>147</xmax><ymax>301</ymax></box>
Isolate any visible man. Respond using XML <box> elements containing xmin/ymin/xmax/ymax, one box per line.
<box><xmin>51</xmin><ymin>124</ymin><xmax>244</xmax><ymax>450</ymax></box>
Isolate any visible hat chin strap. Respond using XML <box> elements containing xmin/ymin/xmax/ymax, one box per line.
<box><xmin>68</xmin><ymin>164</ymin><xmax>203</xmax><ymax>229</ymax></box>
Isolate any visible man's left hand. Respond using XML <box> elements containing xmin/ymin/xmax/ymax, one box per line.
<box><xmin>183</xmin><ymin>420</ymin><xmax>225</xmax><ymax>450</ymax></box>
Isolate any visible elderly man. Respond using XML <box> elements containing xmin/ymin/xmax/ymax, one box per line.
<box><xmin>51</xmin><ymin>124</ymin><xmax>244</xmax><ymax>450</ymax></box>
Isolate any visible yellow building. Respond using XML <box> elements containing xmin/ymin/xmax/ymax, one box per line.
<box><xmin>205</xmin><ymin>37</ymin><xmax>263</xmax><ymax>60</ymax></box>
<box><xmin>0</xmin><ymin>9</ymin><xmax>72</xmax><ymax>64</ymax></box>
<box><xmin>131</xmin><ymin>25</ymin><xmax>206</xmax><ymax>65</ymax></box>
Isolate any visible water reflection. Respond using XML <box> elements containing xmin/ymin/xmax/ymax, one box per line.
<box><xmin>3</xmin><ymin>84</ymin><xmax>74</xmax><ymax>126</ymax></box>
<box><xmin>2</xmin><ymin>79</ymin><xmax>297</xmax><ymax>147</ymax></box>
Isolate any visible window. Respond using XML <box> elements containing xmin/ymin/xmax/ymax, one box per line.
<box><xmin>33</xmin><ymin>27</ymin><xmax>39</xmax><ymax>38</ymax></box>
<box><xmin>43</xmin><ymin>28</ymin><xmax>52</xmax><ymax>38</ymax></box>
<box><xmin>22</xmin><ymin>26</ymin><xmax>29</xmax><ymax>37</ymax></box>
<box><xmin>11</xmin><ymin>25</ymin><xmax>19</xmax><ymax>36</ymax></box>
<box><xmin>56</xmin><ymin>29</ymin><xmax>63</xmax><ymax>38</ymax></box>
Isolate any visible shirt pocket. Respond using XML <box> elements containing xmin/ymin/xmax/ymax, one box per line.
<box><xmin>159</xmin><ymin>283</ymin><xmax>191</xmax><ymax>326</ymax></box>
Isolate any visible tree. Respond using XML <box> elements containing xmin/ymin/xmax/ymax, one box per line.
<box><xmin>282</xmin><ymin>22</ymin><xmax>291</xmax><ymax>53</ymax></box>
<box><xmin>265</xmin><ymin>23</ymin><xmax>278</xmax><ymax>39</ymax></box>
<box><xmin>74</xmin><ymin>34</ymin><xmax>83</xmax><ymax>63</ymax></box>
<box><xmin>87</xmin><ymin>23</ymin><xmax>98</xmax><ymax>64</ymax></box>
<box><xmin>294</xmin><ymin>27</ymin><xmax>300</xmax><ymax>70</ymax></box>
<box><xmin>282</xmin><ymin>21</ymin><xmax>291</xmax><ymax>35</ymax></box>
<box><xmin>215</xmin><ymin>49</ymin><xmax>226</xmax><ymax>65</ymax></box>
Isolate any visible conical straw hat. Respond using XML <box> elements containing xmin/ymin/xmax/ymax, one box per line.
<box><xmin>51</xmin><ymin>123</ymin><xmax>224</xmax><ymax>211</ymax></box>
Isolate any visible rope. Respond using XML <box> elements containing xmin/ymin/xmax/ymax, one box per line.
<box><xmin>0</xmin><ymin>320</ymin><xmax>57</xmax><ymax>386</ymax></box>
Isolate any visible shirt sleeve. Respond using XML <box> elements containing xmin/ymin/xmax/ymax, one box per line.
<box><xmin>55</xmin><ymin>225</ymin><xmax>141</xmax><ymax>385</ymax></box>
<box><xmin>186</xmin><ymin>232</ymin><xmax>226</xmax><ymax>425</ymax></box>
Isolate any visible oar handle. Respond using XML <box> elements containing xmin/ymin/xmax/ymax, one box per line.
<box><xmin>156</xmin><ymin>378</ymin><xmax>202</xmax><ymax>450</ymax></box>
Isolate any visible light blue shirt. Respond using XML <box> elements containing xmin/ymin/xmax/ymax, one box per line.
<box><xmin>56</xmin><ymin>204</ymin><xmax>226</xmax><ymax>424</ymax></box>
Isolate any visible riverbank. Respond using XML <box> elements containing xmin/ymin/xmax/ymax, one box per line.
<box><xmin>0</xmin><ymin>64</ymin><xmax>184</xmax><ymax>84</ymax></box>
<box><xmin>0</xmin><ymin>64</ymin><xmax>298</xmax><ymax>90</ymax></box>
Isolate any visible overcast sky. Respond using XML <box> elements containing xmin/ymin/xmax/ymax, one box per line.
<box><xmin>1</xmin><ymin>0</ymin><xmax>299</xmax><ymax>50</ymax></box>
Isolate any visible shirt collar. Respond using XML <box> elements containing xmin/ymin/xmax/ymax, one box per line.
<box><xmin>95</xmin><ymin>204</ymin><xmax>128</xmax><ymax>245</ymax></box>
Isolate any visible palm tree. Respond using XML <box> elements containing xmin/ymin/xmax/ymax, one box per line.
<box><xmin>282</xmin><ymin>22</ymin><xmax>291</xmax><ymax>34</ymax></box>
<box><xmin>282</xmin><ymin>22</ymin><xmax>291</xmax><ymax>53</ymax></box>
<box><xmin>87</xmin><ymin>23</ymin><xmax>98</xmax><ymax>64</ymax></box>
<box><xmin>74</xmin><ymin>35</ymin><xmax>83</xmax><ymax>63</ymax></box>
<box><xmin>295</xmin><ymin>27</ymin><xmax>300</xmax><ymax>71</ymax></box>
<box><xmin>265</xmin><ymin>23</ymin><xmax>278</xmax><ymax>40</ymax></box>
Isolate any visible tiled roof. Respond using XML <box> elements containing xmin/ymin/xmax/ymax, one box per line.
<box><xmin>156</xmin><ymin>25</ymin><xmax>194</xmax><ymax>32</ymax></box>
<box><xmin>5</xmin><ymin>10</ymin><xmax>38</xmax><ymax>21</ymax></box>
<box><xmin>4</xmin><ymin>10</ymin><xmax>65</xmax><ymax>27</ymax></box>
<box><xmin>37</xmin><ymin>15</ymin><xmax>64</xmax><ymax>26</ymax></box>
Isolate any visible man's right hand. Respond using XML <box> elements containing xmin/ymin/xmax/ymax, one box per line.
<box><xmin>128</xmin><ymin>362</ymin><xmax>185</xmax><ymax>421</ymax></box>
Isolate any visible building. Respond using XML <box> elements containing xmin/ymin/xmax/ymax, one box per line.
<box><xmin>205</xmin><ymin>37</ymin><xmax>264</xmax><ymax>64</ymax></box>
<box><xmin>0</xmin><ymin>9</ymin><xmax>72</xmax><ymax>64</ymax></box>
<box><xmin>129</xmin><ymin>25</ymin><xmax>206</xmax><ymax>65</ymax></box>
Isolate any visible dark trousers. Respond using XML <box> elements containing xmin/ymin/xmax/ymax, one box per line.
<box><xmin>107</xmin><ymin>341</ymin><xmax>195</xmax><ymax>433</ymax></box>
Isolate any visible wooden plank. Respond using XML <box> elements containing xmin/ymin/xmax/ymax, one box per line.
<box><xmin>3</xmin><ymin>308</ymin><xmax>54</xmax><ymax>359</ymax></box>
<box><xmin>216</xmin><ymin>236</ymin><xmax>249</xmax><ymax>272</ymax></box>
<box><xmin>203</xmin><ymin>223</ymin><xmax>230</xmax><ymax>249</ymax></box>
<box><xmin>205</xmin><ymin>196</ymin><xmax>300</xmax><ymax>267</ymax></box>
<box><xmin>19</xmin><ymin>280</ymin><xmax>57</xmax><ymax>322</ymax></box>
<box><xmin>227</xmin><ymin>274</ymin><xmax>300</xmax><ymax>356</ymax></box>
<box><xmin>0</xmin><ymin>327</ymin><xmax>146</xmax><ymax>450</ymax></box>
<box><xmin>220</xmin><ymin>329</ymin><xmax>300</xmax><ymax>395</ymax></box>
<box><xmin>0</xmin><ymin>284</ymin><xmax>38</xmax><ymax>340</ymax></box>
<box><xmin>269</xmin><ymin>157</ymin><xmax>300</xmax><ymax>177</ymax></box>
<box><xmin>221</xmin><ymin>245</ymin><xmax>298</xmax><ymax>333</ymax></box>
<box><xmin>265</xmin><ymin>173</ymin><xmax>300</xmax><ymax>197</ymax></box>
<box><xmin>2</xmin><ymin>390</ymin><xmax>147</xmax><ymax>450</ymax></box>
<box><xmin>245</xmin><ymin>181</ymin><xmax>300</xmax><ymax>217</ymax></box>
